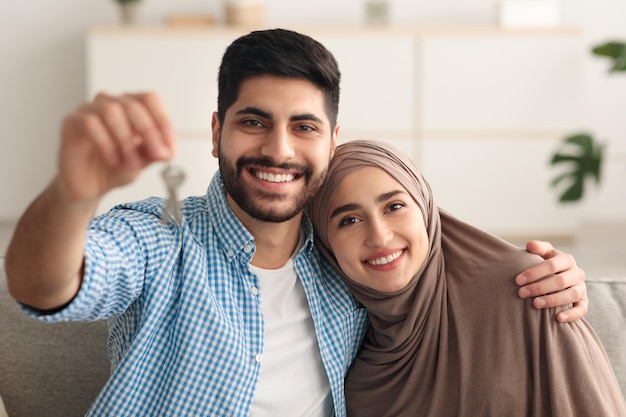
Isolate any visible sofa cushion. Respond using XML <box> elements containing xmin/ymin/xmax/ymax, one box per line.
<box><xmin>585</xmin><ymin>276</ymin><xmax>626</xmax><ymax>396</ymax></box>
<box><xmin>0</xmin><ymin>258</ymin><xmax>110</xmax><ymax>417</ymax></box>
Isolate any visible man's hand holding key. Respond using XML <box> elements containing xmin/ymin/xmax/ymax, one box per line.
<box><xmin>5</xmin><ymin>92</ymin><xmax>178</xmax><ymax>311</ymax></box>
<box><xmin>59</xmin><ymin>92</ymin><xmax>177</xmax><ymax>203</ymax></box>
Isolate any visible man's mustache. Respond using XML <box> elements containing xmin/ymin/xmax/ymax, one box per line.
<box><xmin>236</xmin><ymin>157</ymin><xmax>312</xmax><ymax>179</ymax></box>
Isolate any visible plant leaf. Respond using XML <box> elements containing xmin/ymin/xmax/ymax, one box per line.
<box><xmin>591</xmin><ymin>41</ymin><xmax>626</xmax><ymax>72</ymax></box>
<box><xmin>549</xmin><ymin>133</ymin><xmax>604</xmax><ymax>203</ymax></box>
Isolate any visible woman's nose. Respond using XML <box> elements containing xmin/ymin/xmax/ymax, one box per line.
<box><xmin>364</xmin><ymin>217</ymin><xmax>392</xmax><ymax>248</ymax></box>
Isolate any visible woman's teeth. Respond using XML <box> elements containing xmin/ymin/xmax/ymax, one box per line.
<box><xmin>366</xmin><ymin>250</ymin><xmax>403</xmax><ymax>266</ymax></box>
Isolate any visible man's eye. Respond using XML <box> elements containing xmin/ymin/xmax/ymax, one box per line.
<box><xmin>242</xmin><ymin>119</ymin><xmax>263</xmax><ymax>128</ymax></box>
<box><xmin>296</xmin><ymin>124</ymin><xmax>315</xmax><ymax>133</ymax></box>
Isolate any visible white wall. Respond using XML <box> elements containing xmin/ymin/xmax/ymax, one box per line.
<box><xmin>1</xmin><ymin>0</ymin><xmax>625</xmax><ymax>223</ymax></box>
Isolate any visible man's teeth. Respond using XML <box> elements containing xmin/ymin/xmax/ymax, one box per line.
<box><xmin>366</xmin><ymin>250</ymin><xmax>403</xmax><ymax>266</ymax></box>
<box><xmin>256</xmin><ymin>171</ymin><xmax>295</xmax><ymax>183</ymax></box>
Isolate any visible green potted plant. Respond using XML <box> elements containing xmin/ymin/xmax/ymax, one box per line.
<box><xmin>550</xmin><ymin>40</ymin><xmax>626</xmax><ymax>203</ymax></box>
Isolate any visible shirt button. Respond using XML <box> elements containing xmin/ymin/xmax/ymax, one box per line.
<box><xmin>254</xmin><ymin>354</ymin><xmax>263</xmax><ymax>363</ymax></box>
<box><xmin>243</xmin><ymin>244</ymin><xmax>253</xmax><ymax>254</ymax></box>
<box><xmin>250</xmin><ymin>287</ymin><xmax>259</xmax><ymax>296</ymax></box>
<box><xmin>227</xmin><ymin>249</ymin><xmax>234</xmax><ymax>257</ymax></box>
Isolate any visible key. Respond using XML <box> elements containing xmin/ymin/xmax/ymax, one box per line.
<box><xmin>161</xmin><ymin>161</ymin><xmax>186</xmax><ymax>224</ymax></box>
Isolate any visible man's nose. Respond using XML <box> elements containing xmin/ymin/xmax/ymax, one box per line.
<box><xmin>261</xmin><ymin>127</ymin><xmax>296</xmax><ymax>161</ymax></box>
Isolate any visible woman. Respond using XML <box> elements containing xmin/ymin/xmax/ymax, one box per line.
<box><xmin>309</xmin><ymin>140</ymin><xmax>626</xmax><ymax>416</ymax></box>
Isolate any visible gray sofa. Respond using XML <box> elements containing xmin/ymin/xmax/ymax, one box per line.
<box><xmin>1</xmin><ymin>258</ymin><xmax>624</xmax><ymax>416</ymax></box>
<box><xmin>0</xmin><ymin>258</ymin><xmax>109</xmax><ymax>417</ymax></box>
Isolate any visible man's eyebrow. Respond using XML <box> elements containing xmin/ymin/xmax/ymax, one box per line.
<box><xmin>291</xmin><ymin>113</ymin><xmax>324</xmax><ymax>124</ymax></box>
<box><xmin>234</xmin><ymin>106</ymin><xmax>271</xmax><ymax>119</ymax></box>
<box><xmin>234</xmin><ymin>107</ymin><xmax>324</xmax><ymax>124</ymax></box>
<box><xmin>329</xmin><ymin>190</ymin><xmax>406</xmax><ymax>220</ymax></box>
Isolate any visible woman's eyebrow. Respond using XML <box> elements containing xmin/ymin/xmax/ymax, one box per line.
<box><xmin>330</xmin><ymin>203</ymin><xmax>360</xmax><ymax>220</ymax></box>
<box><xmin>377</xmin><ymin>190</ymin><xmax>405</xmax><ymax>203</ymax></box>
<box><xmin>329</xmin><ymin>189</ymin><xmax>406</xmax><ymax>219</ymax></box>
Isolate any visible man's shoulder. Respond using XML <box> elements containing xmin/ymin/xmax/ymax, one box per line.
<box><xmin>102</xmin><ymin>195</ymin><xmax>209</xmax><ymax>222</ymax></box>
<box><xmin>87</xmin><ymin>195</ymin><xmax>210</xmax><ymax>251</ymax></box>
<box><xmin>115</xmin><ymin>196</ymin><xmax>168</xmax><ymax>216</ymax></box>
<box><xmin>300</xmin><ymin>244</ymin><xmax>362</xmax><ymax>307</ymax></box>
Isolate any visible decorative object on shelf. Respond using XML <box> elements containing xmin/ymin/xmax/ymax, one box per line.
<box><xmin>363</xmin><ymin>0</ymin><xmax>390</xmax><ymax>26</ymax></box>
<box><xmin>224</xmin><ymin>0</ymin><xmax>265</xmax><ymax>27</ymax></box>
<box><xmin>115</xmin><ymin>0</ymin><xmax>142</xmax><ymax>25</ymax></box>
<box><xmin>167</xmin><ymin>14</ymin><xmax>215</xmax><ymax>27</ymax></box>
<box><xmin>497</xmin><ymin>0</ymin><xmax>560</xmax><ymax>28</ymax></box>
<box><xmin>549</xmin><ymin>40</ymin><xmax>626</xmax><ymax>203</ymax></box>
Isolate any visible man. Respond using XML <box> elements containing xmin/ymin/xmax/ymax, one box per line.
<box><xmin>5</xmin><ymin>29</ymin><xmax>587</xmax><ymax>416</ymax></box>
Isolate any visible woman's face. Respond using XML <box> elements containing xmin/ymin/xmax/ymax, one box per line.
<box><xmin>326</xmin><ymin>166</ymin><xmax>429</xmax><ymax>292</ymax></box>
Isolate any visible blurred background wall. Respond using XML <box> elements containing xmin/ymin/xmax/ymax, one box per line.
<box><xmin>1</xmin><ymin>0</ymin><xmax>625</xmax><ymax>228</ymax></box>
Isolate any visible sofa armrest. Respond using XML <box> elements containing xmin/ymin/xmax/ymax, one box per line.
<box><xmin>585</xmin><ymin>277</ymin><xmax>626</xmax><ymax>397</ymax></box>
<box><xmin>0</xmin><ymin>258</ymin><xmax>110</xmax><ymax>417</ymax></box>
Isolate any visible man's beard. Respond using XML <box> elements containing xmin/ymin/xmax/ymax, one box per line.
<box><xmin>219</xmin><ymin>153</ymin><xmax>327</xmax><ymax>223</ymax></box>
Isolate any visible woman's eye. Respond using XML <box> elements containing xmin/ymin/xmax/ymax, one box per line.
<box><xmin>387</xmin><ymin>202</ymin><xmax>406</xmax><ymax>212</ymax></box>
<box><xmin>338</xmin><ymin>216</ymin><xmax>360</xmax><ymax>227</ymax></box>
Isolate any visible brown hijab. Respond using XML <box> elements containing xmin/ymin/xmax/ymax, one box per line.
<box><xmin>310</xmin><ymin>140</ymin><xmax>625</xmax><ymax>416</ymax></box>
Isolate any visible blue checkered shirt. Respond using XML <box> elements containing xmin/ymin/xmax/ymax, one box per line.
<box><xmin>27</xmin><ymin>173</ymin><xmax>368</xmax><ymax>416</ymax></box>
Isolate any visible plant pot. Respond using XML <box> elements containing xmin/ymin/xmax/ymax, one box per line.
<box><xmin>364</xmin><ymin>0</ymin><xmax>390</xmax><ymax>26</ymax></box>
<box><xmin>119</xmin><ymin>2</ymin><xmax>141</xmax><ymax>25</ymax></box>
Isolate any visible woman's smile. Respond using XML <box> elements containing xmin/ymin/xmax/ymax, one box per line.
<box><xmin>364</xmin><ymin>249</ymin><xmax>405</xmax><ymax>268</ymax></box>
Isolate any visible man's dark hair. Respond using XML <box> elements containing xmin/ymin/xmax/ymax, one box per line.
<box><xmin>217</xmin><ymin>28</ymin><xmax>341</xmax><ymax>130</ymax></box>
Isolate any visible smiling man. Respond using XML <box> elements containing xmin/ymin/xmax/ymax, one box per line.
<box><xmin>216</xmin><ymin>76</ymin><xmax>334</xmax><ymax>230</ymax></box>
<box><xmin>5</xmin><ymin>29</ymin><xmax>588</xmax><ymax>416</ymax></box>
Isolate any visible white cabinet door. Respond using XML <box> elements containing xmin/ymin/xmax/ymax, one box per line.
<box><xmin>421</xmin><ymin>135</ymin><xmax>578</xmax><ymax>238</ymax></box>
<box><xmin>314</xmin><ymin>33</ymin><xmax>416</xmax><ymax>137</ymax></box>
<box><xmin>87</xmin><ymin>31</ymin><xmax>234</xmax><ymax>134</ymax></box>
<box><xmin>420</xmin><ymin>34</ymin><xmax>582</xmax><ymax>132</ymax></box>
<box><xmin>417</xmin><ymin>32</ymin><xmax>582</xmax><ymax>237</ymax></box>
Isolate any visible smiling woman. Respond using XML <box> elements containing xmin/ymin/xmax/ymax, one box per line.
<box><xmin>325</xmin><ymin>165</ymin><xmax>429</xmax><ymax>293</ymax></box>
<box><xmin>309</xmin><ymin>140</ymin><xmax>626</xmax><ymax>417</ymax></box>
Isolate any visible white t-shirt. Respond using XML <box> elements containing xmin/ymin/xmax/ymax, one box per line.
<box><xmin>248</xmin><ymin>239</ymin><xmax>333</xmax><ymax>417</ymax></box>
